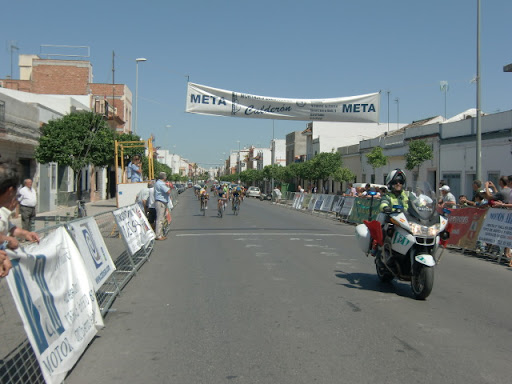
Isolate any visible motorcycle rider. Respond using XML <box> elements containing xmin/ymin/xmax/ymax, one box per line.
<box><xmin>380</xmin><ymin>168</ymin><xmax>409</xmax><ymax>213</ymax></box>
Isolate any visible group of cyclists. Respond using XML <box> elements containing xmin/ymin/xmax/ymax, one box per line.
<box><xmin>196</xmin><ymin>183</ymin><xmax>246</xmax><ymax>217</ymax></box>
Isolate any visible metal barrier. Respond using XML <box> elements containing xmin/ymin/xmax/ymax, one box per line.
<box><xmin>0</xmin><ymin>206</ymin><xmax>156</xmax><ymax>384</ymax></box>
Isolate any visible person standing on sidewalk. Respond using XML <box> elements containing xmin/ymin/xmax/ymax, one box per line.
<box><xmin>0</xmin><ymin>163</ymin><xmax>40</xmax><ymax>277</ymax></box>
<box><xmin>154</xmin><ymin>172</ymin><xmax>171</xmax><ymax>241</ymax></box>
<box><xmin>17</xmin><ymin>179</ymin><xmax>37</xmax><ymax>231</ymax></box>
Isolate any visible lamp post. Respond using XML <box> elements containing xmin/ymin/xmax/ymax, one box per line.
<box><xmin>134</xmin><ymin>58</ymin><xmax>147</xmax><ymax>135</ymax></box>
<box><xmin>237</xmin><ymin>140</ymin><xmax>241</xmax><ymax>183</ymax></box>
<box><xmin>394</xmin><ymin>97</ymin><xmax>400</xmax><ymax>129</ymax></box>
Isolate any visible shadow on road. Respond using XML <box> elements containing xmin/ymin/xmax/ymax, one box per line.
<box><xmin>334</xmin><ymin>269</ymin><xmax>412</xmax><ymax>298</ymax></box>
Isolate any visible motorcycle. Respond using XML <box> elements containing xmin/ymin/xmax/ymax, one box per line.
<box><xmin>355</xmin><ymin>182</ymin><xmax>450</xmax><ymax>300</ymax></box>
<box><xmin>259</xmin><ymin>192</ymin><xmax>272</xmax><ymax>201</ymax></box>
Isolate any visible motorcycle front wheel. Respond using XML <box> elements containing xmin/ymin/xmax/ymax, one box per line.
<box><xmin>411</xmin><ymin>265</ymin><xmax>434</xmax><ymax>300</ymax></box>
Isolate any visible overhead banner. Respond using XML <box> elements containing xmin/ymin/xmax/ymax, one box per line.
<box><xmin>186</xmin><ymin>82</ymin><xmax>380</xmax><ymax>123</ymax></box>
<box><xmin>6</xmin><ymin>227</ymin><xmax>104</xmax><ymax>384</ymax></box>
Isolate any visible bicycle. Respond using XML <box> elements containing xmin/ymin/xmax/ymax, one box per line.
<box><xmin>75</xmin><ymin>199</ymin><xmax>87</xmax><ymax>218</ymax></box>
<box><xmin>232</xmin><ymin>196</ymin><xmax>240</xmax><ymax>215</ymax></box>
<box><xmin>217</xmin><ymin>197</ymin><xmax>227</xmax><ymax>218</ymax></box>
<box><xmin>200</xmin><ymin>195</ymin><xmax>209</xmax><ymax>216</ymax></box>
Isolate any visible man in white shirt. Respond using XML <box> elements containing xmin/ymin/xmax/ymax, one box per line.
<box><xmin>438</xmin><ymin>185</ymin><xmax>456</xmax><ymax>209</ymax></box>
<box><xmin>18</xmin><ymin>179</ymin><xmax>37</xmax><ymax>230</ymax></box>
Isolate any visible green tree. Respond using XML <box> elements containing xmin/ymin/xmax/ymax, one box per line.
<box><xmin>309</xmin><ymin>152</ymin><xmax>343</xmax><ymax>187</ymax></box>
<box><xmin>366</xmin><ymin>147</ymin><xmax>388</xmax><ymax>178</ymax></box>
<box><xmin>35</xmin><ymin>111</ymin><xmax>115</xmax><ymax>197</ymax></box>
<box><xmin>405</xmin><ymin>139</ymin><xmax>433</xmax><ymax>174</ymax></box>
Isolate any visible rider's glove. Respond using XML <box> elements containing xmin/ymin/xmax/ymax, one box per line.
<box><xmin>382</xmin><ymin>206</ymin><xmax>392</xmax><ymax>214</ymax></box>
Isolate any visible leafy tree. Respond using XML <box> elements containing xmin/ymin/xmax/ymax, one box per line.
<box><xmin>309</xmin><ymin>152</ymin><xmax>343</xmax><ymax>185</ymax></box>
<box><xmin>240</xmin><ymin>169</ymin><xmax>263</xmax><ymax>185</ymax></box>
<box><xmin>405</xmin><ymin>139</ymin><xmax>433</xmax><ymax>174</ymax></box>
<box><xmin>35</xmin><ymin>111</ymin><xmax>115</xmax><ymax>197</ymax></box>
<box><xmin>333</xmin><ymin>167</ymin><xmax>356</xmax><ymax>183</ymax></box>
<box><xmin>366</xmin><ymin>147</ymin><xmax>388</xmax><ymax>177</ymax></box>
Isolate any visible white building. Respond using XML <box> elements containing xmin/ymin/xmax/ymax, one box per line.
<box><xmin>303</xmin><ymin>121</ymin><xmax>405</xmax><ymax>160</ymax></box>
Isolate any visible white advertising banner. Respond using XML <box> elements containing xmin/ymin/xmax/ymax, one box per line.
<box><xmin>67</xmin><ymin>217</ymin><xmax>116</xmax><ymax>292</ymax></box>
<box><xmin>6</xmin><ymin>227</ymin><xmax>104</xmax><ymax>384</ymax></box>
<box><xmin>477</xmin><ymin>208</ymin><xmax>512</xmax><ymax>248</ymax></box>
<box><xmin>186</xmin><ymin>82</ymin><xmax>380</xmax><ymax>123</ymax></box>
<box><xmin>112</xmin><ymin>204</ymin><xmax>155</xmax><ymax>256</ymax></box>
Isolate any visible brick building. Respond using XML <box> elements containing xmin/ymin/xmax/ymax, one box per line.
<box><xmin>0</xmin><ymin>54</ymin><xmax>132</xmax><ymax>133</ymax></box>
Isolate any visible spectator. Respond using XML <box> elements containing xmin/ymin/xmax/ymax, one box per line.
<box><xmin>127</xmin><ymin>155</ymin><xmax>142</xmax><ymax>183</ymax></box>
<box><xmin>297</xmin><ymin>185</ymin><xmax>305</xmax><ymax>193</ymax></box>
<box><xmin>438</xmin><ymin>185</ymin><xmax>456</xmax><ymax>208</ymax></box>
<box><xmin>493</xmin><ymin>175</ymin><xmax>512</xmax><ymax>208</ymax></box>
<box><xmin>18</xmin><ymin>178</ymin><xmax>37</xmax><ymax>230</ymax></box>
<box><xmin>154</xmin><ymin>172</ymin><xmax>171</xmax><ymax>240</ymax></box>
<box><xmin>474</xmin><ymin>191</ymin><xmax>488</xmax><ymax>208</ymax></box>
<box><xmin>272</xmin><ymin>185</ymin><xmax>282</xmax><ymax>204</ymax></box>
<box><xmin>344</xmin><ymin>183</ymin><xmax>357</xmax><ymax>196</ymax></box>
<box><xmin>458</xmin><ymin>195</ymin><xmax>470</xmax><ymax>207</ymax></box>
<box><xmin>484</xmin><ymin>177</ymin><xmax>509</xmax><ymax>204</ymax></box>
<box><xmin>0</xmin><ymin>162</ymin><xmax>40</xmax><ymax>277</ymax></box>
<box><xmin>490</xmin><ymin>176</ymin><xmax>512</xmax><ymax>265</ymax></box>
<box><xmin>147</xmin><ymin>182</ymin><xmax>156</xmax><ymax>229</ymax></box>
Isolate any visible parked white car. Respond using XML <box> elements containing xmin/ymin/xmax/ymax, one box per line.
<box><xmin>246</xmin><ymin>186</ymin><xmax>261</xmax><ymax>197</ymax></box>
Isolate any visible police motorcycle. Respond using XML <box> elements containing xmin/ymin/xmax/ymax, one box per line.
<box><xmin>355</xmin><ymin>181</ymin><xmax>450</xmax><ymax>300</ymax></box>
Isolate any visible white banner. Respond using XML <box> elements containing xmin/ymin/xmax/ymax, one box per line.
<box><xmin>477</xmin><ymin>208</ymin><xmax>512</xmax><ymax>248</ymax></box>
<box><xmin>112</xmin><ymin>204</ymin><xmax>155</xmax><ymax>256</ymax></box>
<box><xmin>6</xmin><ymin>227</ymin><xmax>104</xmax><ymax>384</ymax></box>
<box><xmin>67</xmin><ymin>217</ymin><xmax>116</xmax><ymax>292</ymax></box>
<box><xmin>186</xmin><ymin>82</ymin><xmax>380</xmax><ymax>123</ymax></box>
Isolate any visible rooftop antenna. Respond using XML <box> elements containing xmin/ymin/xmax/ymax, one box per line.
<box><xmin>440</xmin><ymin>81</ymin><xmax>449</xmax><ymax>121</ymax></box>
<box><xmin>8</xmin><ymin>41</ymin><xmax>19</xmax><ymax>79</ymax></box>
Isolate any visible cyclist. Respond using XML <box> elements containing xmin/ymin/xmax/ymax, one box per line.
<box><xmin>222</xmin><ymin>184</ymin><xmax>229</xmax><ymax>209</ymax></box>
<box><xmin>200</xmin><ymin>187</ymin><xmax>209</xmax><ymax>211</ymax></box>
<box><xmin>217</xmin><ymin>189</ymin><xmax>228</xmax><ymax>216</ymax></box>
<box><xmin>232</xmin><ymin>186</ymin><xmax>242</xmax><ymax>211</ymax></box>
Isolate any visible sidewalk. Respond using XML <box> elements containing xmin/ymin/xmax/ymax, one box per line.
<box><xmin>11</xmin><ymin>198</ymin><xmax>118</xmax><ymax>231</ymax></box>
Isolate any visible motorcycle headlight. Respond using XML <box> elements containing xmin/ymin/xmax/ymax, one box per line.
<box><xmin>409</xmin><ymin>223</ymin><xmax>441</xmax><ymax>237</ymax></box>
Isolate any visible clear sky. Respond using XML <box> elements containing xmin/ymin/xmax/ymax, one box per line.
<box><xmin>2</xmin><ymin>0</ymin><xmax>511</xmax><ymax>168</ymax></box>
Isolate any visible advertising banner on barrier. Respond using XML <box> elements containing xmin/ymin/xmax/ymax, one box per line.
<box><xmin>113</xmin><ymin>204</ymin><xmax>155</xmax><ymax>256</ymax></box>
<box><xmin>339</xmin><ymin>196</ymin><xmax>356</xmax><ymax>217</ymax></box>
<box><xmin>67</xmin><ymin>217</ymin><xmax>116</xmax><ymax>291</ymax></box>
<box><xmin>6</xmin><ymin>227</ymin><xmax>104</xmax><ymax>384</ymax></box>
<box><xmin>320</xmin><ymin>195</ymin><xmax>335</xmax><ymax>212</ymax></box>
<box><xmin>292</xmin><ymin>193</ymin><xmax>305</xmax><ymax>209</ymax></box>
<box><xmin>348</xmin><ymin>197</ymin><xmax>380</xmax><ymax>223</ymax></box>
<box><xmin>186</xmin><ymin>83</ymin><xmax>380</xmax><ymax>123</ymax></box>
<box><xmin>445</xmin><ymin>207</ymin><xmax>487</xmax><ymax>249</ymax></box>
<box><xmin>477</xmin><ymin>208</ymin><xmax>512</xmax><ymax>248</ymax></box>
<box><xmin>332</xmin><ymin>196</ymin><xmax>345</xmax><ymax>213</ymax></box>
<box><xmin>314</xmin><ymin>194</ymin><xmax>326</xmax><ymax>210</ymax></box>
<box><xmin>308</xmin><ymin>194</ymin><xmax>318</xmax><ymax>210</ymax></box>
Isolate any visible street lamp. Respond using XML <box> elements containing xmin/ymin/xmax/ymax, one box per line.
<box><xmin>394</xmin><ymin>97</ymin><xmax>400</xmax><ymax>129</ymax></box>
<box><xmin>134</xmin><ymin>57</ymin><xmax>147</xmax><ymax>135</ymax></box>
<box><xmin>237</xmin><ymin>140</ymin><xmax>241</xmax><ymax>183</ymax></box>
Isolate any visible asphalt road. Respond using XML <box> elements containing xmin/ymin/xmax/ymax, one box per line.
<box><xmin>66</xmin><ymin>189</ymin><xmax>511</xmax><ymax>384</ymax></box>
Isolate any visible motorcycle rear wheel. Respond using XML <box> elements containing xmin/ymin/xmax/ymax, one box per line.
<box><xmin>375</xmin><ymin>258</ymin><xmax>393</xmax><ymax>282</ymax></box>
<box><xmin>411</xmin><ymin>265</ymin><xmax>434</xmax><ymax>300</ymax></box>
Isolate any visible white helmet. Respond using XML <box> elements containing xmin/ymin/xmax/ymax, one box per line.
<box><xmin>386</xmin><ymin>169</ymin><xmax>406</xmax><ymax>190</ymax></box>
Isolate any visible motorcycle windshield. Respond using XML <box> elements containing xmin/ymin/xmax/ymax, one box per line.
<box><xmin>407</xmin><ymin>182</ymin><xmax>437</xmax><ymax>222</ymax></box>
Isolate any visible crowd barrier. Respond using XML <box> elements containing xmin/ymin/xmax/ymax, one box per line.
<box><xmin>282</xmin><ymin>192</ymin><xmax>512</xmax><ymax>260</ymax></box>
<box><xmin>0</xmin><ymin>200</ymin><xmax>166</xmax><ymax>384</ymax></box>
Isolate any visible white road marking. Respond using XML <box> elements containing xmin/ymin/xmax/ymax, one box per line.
<box><xmin>176</xmin><ymin>233</ymin><xmax>354</xmax><ymax>237</ymax></box>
